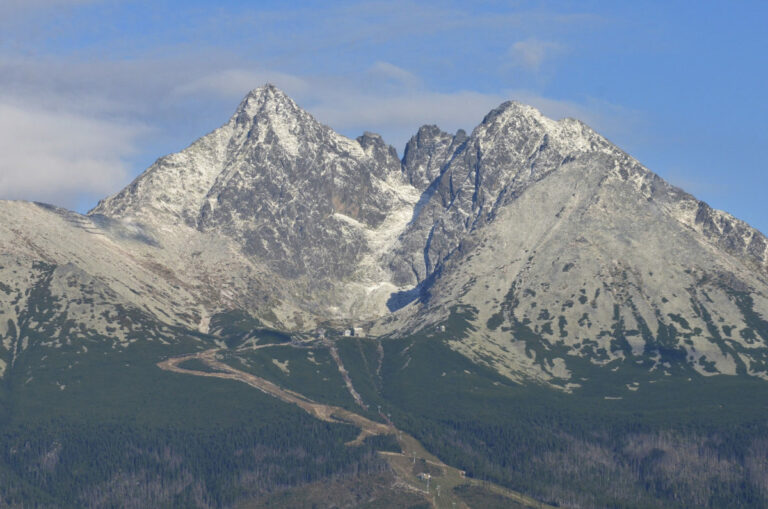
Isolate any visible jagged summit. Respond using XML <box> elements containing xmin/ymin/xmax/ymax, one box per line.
<box><xmin>231</xmin><ymin>84</ymin><xmax>318</xmax><ymax>155</ymax></box>
<box><xmin>478</xmin><ymin>100</ymin><xmax>570</xmax><ymax>139</ymax></box>
<box><xmin>481</xmin><ymin>100</ymin><xmax>541</xmax><ymax>122</ymax></box>
<box><xmin>402</xmin><ymin>125</ymin><xmax>466</xmax><ymax>191</ymax></box>
<box><xmin>233</xmin><ymin>83</ymin><xmax>314</xmax><ymax>122</ymax></box>
<box><xmin>475</xmin><ymin>100</ymin><xmax>610</xmax><ymax>158</ymax></box>
<box><xmin>91</xmin><ymin>84</ymin><xmax>370</xmax><ymax>225</ymax></box>
<box><xmin>238</xmin><ymin>83</ymin><xmax>293</xmax><ymax>108</ymax></box>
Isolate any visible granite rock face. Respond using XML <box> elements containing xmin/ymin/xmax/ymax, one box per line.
<box><xmin>2</xmin><ymin>85</ymin><xmax>767</xmax><ymax>386</ymax></box>
<box><xmin>401</xmin><ymin>125</ymin><xmax>466</xmax><ymax>192</ymax></box>
<box><xmin>94</xmin><ymin>85</ymin><xmax>403</xmax><ymax>282</ymax></box>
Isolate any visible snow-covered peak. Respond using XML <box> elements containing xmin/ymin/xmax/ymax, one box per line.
<box><xmin>227</xmin><ymin>84</ymin><xmax>322</xmax><ymax>159</ymax></box>
<box><xmin>475</xmin><ymin>100</ymin><xmax>612</xmax><ymax>156</ymax></box>
<box><xmin>234</xmin><ymin>84</ymin><xmax>304</xmax><ymax>121</ymax></box>
<box><xmin>478</xmin><ymin>101</ymin><xmax>564</xmax><ymax>139</ymax></box>
<box><xmin>481</xmin><ymin>100</ymin><xmax>545</xmax><ymax>124</ymax></box>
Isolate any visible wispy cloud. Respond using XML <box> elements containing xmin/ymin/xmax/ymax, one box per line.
<box><xmin>366</xmin><ymin>62</ymin><xmax>423</xmax><ymax>90</ymax></box>
<box><xmin>0</xmin><ymin>51</ymin><xmax>637</xmax><ymax>210</ymax></box>
<box><xmin>508</xmin><ymin>38</ymin><xmax>565</xmax><ymax>72</ymax></box>
<box><xmin>307</xmin><ymin>85</ymin><xmax>638</xmax><ymax>151</ymax></box>
<box><xmin>309</xmin><ymin>88</ymin><xmax>503</xmax><ymax>147</ymax></box>
<box><xmin>664</xmin><ymin>170</ymin><xmax>732</xmax><ymax>199</ymax></box>
<box><xmin>0</xmin><ymin>2</ymin><xmax>625</xmax><ymax>211</ymax></box>
<box><xmin>173</xmin><ymin>68</ymin><xmax>311</xmax><ymax>100</ymax></box>
<box><xmin>0</xmin><ymin>100</ymin><xmax>145</xmax><ymax>208</ymax></box>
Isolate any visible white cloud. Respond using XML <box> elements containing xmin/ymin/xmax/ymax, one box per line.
<box><xmin>0</xmin><ymin>51</ymin><xmax>635</xmax><ymax>209</ymax></box>
<box><xmin>0</xmin><ymin>55</ymin><xmax>637</xmax><ymax>211</ymax></box>
<box><xmin>508</xmin><ymin>38</ymin><xmax>564</xmax><ymax>71</ymax></box>
<box><xmin>302</xmin><ymin>79</ymin><xmax>636</xmax><ymax>152</ymax></box>
<box><xmin>366</xmin><ymin>62</ymin><xmax>423</xmax><ymax>89</ymax></box>
<box><xmin>307</xmin><ymin>89</ymin><xmax>503</xmax><ymax>149</ymax></box>
<box><xmin>664</xmin><ymin>171</ymin><xmax>731</xmax><ymax>198</ymax></box>
<box><xmin>173</xmin><ymin>68</ymin><xmax>310</xmax><ymax>101</ymax></box>
<box><xmin>0</xmin><ymin>100</ymin><xmax>145</xmax><ymax>209</ymax></box>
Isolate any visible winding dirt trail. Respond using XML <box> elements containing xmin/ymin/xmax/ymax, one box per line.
<box><xmin>158</xmin><ymin>348</ymin><xmax>391</xmax><ymax>445</ymax></box>
<box><xmin>157</xmin><ymin>346</ymin><xmax>555</xmax><ymax>509</ymax></box>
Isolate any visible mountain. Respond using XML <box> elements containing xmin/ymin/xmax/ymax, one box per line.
<box><xmin>16</xmin><ymin>84</ymin><xmax>765</xmax><ymax>385</ymax></box>
<box><xmin>385</xmin><ymin>101</ymin><xmax>768</xmax><ymax>386</ymax></box>
<box><xmin>89</xmin><ymin>85</ymin><xmax>419</xmax><ymax>326</ymax></box>
<box><xmin>1</xmin><ymin>84</ymin><xmax>768</xmax><ymax>508</ymax></box>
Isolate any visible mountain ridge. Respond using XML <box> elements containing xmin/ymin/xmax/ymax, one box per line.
<box><xmin>1</xmin><ymin>84</ymin><xmax>766</xmax><ymax>387</ymax></box>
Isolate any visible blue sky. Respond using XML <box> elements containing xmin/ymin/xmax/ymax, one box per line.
<box><xmin>0</xmin><ymin>0</ymin><xmax>766</xmax><ymax>233</ymax></box>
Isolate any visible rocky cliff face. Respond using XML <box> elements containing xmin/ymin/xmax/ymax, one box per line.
<box><xmin>93</xmin><ymin>86</ymin><xmax>403</xmax><ymax>281</ymax></box>
<box><xmin>90</xmin><ymin>85</ymin><xmax>422</xmax><ymax>324</ymax></box>
<box><xmin>2</xmin><ymin>85</ymin><xmax>767</xmax><ymax>387</ymax></box>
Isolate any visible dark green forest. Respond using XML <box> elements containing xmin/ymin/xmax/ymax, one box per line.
<box><xmin>2</xmin><ymin>309</ymin><xmax>768</xmax><ymax>508</ymax></box>
<box><xmin>0</xmin><ymin>335</ymin><xmax>389</xmax><ymax>508</ymax></box>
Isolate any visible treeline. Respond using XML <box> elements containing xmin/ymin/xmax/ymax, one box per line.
<box><xmin>0</xmin><ymin>420</ymin><xmax>389</xmax><ymax>508</ymax></box>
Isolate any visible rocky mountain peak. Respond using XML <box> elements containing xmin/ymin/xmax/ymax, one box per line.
<box><xmin>480</xmin><ymin>100</ymin><xmax>542</xmax><ymax>124</ymax></box>
<box><xmin>226</xmin><ymin>84</ymin><xmax>331</xmax><ymax>161</ymax></box>
<box><xmin>90</xmin><ymin>85</ymin><xmax>423</xmax><ymax>311</ymax></box>
<box><xmin>402</xmin><ymin>125</ymin><xmax>467</xmax><ymax>191</ymax></box>
<box><xmin>91</xmin><ymin>85</ymin><xmax>365</xmax><ymax>225</ymax></box>
<box><xmin>475</xmin><ymin>100</ymin><xmax>609</xmax><ymax>156</ymax></box>
<box><xmin>235</xmin><ymin>83</ymin><xmax>300</xmax><ymax>118</ymax></box>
